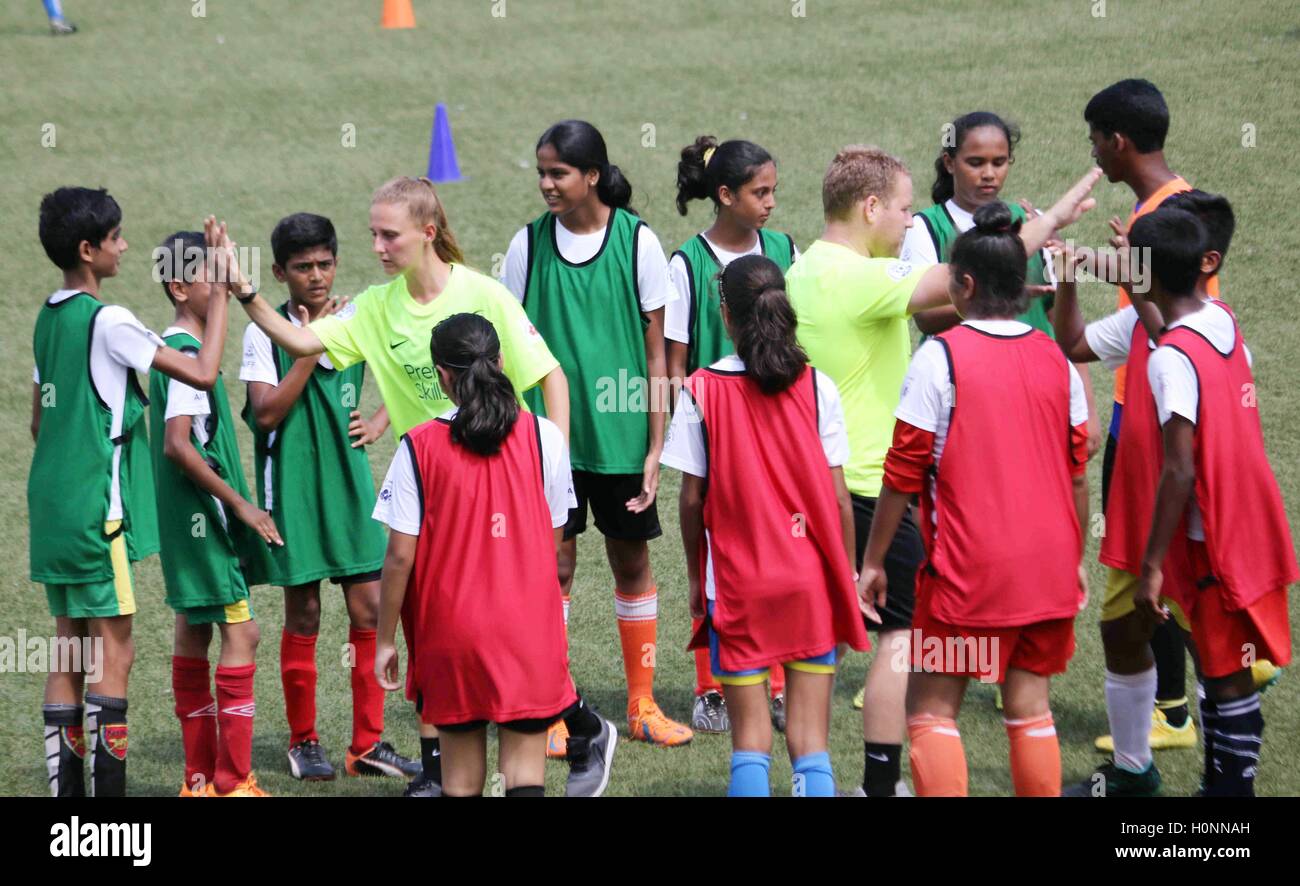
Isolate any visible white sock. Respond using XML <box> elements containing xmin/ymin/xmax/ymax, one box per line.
<box><xmin>1105</xmin><ymin>667</ymin><xmax>1157</xmax><ymax>773</ymax></box>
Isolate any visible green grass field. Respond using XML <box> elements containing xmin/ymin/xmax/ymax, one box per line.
<box><xmin>2</xmin><ymin>0</ymin><xmax>1298</xmax><ymax>797</ymax></box>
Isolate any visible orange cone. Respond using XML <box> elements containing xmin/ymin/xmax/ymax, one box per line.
<box><xmin>381</xmin><ymin>0</ymin><xmax>416</xmax><ymax>28</ymax></box>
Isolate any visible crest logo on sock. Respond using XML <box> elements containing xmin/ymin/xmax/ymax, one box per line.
<box><xmin>102</xmin><ymin>724</ymin><xmax>129</xmax><ymax>760</ymax></box>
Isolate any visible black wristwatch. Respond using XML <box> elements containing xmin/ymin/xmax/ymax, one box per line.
<box><xmin>235</xmin><ymin>285</ymin><xmax>258</xmax><ymax>305</ymax></box>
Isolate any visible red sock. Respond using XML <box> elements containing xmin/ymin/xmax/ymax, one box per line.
<box><xmin>280</xmin><ymin>630</ymin><xmax>318</xmax><ymax>747</ymax></box>
<box><xmin>214</xmin><ymin>663</ymin><xmax>256</xmax><ymax>794</ymax></box>
<box><xmin>349</xmin><ymin>627</ymin><xmax>384</xmax><ymax>754</ymax></box>
<box><xmin>769</xmin><ymin>662</ymin><xmax>786</xmax><ymax>698</ymax></box>
<box><xmin>692</xmin><ymin>618</ymin><xmax>719</xmax><ymax>696</ymax></box>
<box><xmin>1006</xmin><ymin>713</ymin><xmax>1060</xmax><ymax>797</ymax></box>
<box><xmin>171</xmin><ymin>656</ymin><xmax>216</xmax><ymax>792</ymax></box>
<box><xmin>907</xmin><ymin>714</ymin><xmax>968</xmax><ymax>797</ymax></box>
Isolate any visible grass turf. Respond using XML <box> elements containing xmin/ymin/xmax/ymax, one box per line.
<box><xmin>1</xmin><ymin>0</ymin><xmax>1298</xmax><ymax>796</ymax></box>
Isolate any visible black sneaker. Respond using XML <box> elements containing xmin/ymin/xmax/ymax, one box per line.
<box><xmin>1062</xmin><ymin>759</ymin><xmax>1162</xmax><ymax>797</ymax></box>
<box><xmin>403</xmin><ymin>773</ymin><xmax>443</xmax><ymax>797</ymax></box>
<box><xmin>770</xmin><ymin>694</ymin><xmax>787</xmax><ymax>733</ymax></box>
<box><xmin>565</xmin><ymin>717</ymin><xmax>618</xmax><ymax>797</ymax></box>
<box><xmin>346</xmin><ymin>740</ymin><xmax>422</xmax><ymax>779</ymax></box>
<box><xmin>287</xmin><ymin>740</ymin><xmax>336</xmax><ymax>781</ymax></box>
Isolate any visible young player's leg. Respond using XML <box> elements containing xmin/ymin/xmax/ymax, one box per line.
<box><xmin>436</xmin><ymin>723</ymin><xmax>489</xmax><ymax>797</ymax></box>
<box><xmin>281</xmin><ymin>581</ymin><xmax>330</xmax><ymax>777</ymax></box>
<box><xmin>551</xmin><ymin>502</ymin><xmax>582</xmax><ymax>757</ymax></box>
<box><xmin>43</xmin><ymin>613</ymin><xmax>88</xmax><ymax>798</ymax></box>
<box><xmin>342</xmin><ymin>575</ymin><xmax>420</xmax><ymax>778</ymax></box>
<box><xmin>1002</xmin><ymin>669</ymin><xmax>1058</xmax><ymax>798</ymax></box>
<box><xmin>721</xmin><ymin>679</ymin><xmax>772</xmax><ymax>796</ymax></box>
<box><xmin>783</xmin><ymin>659</ymin><xmax>836</xmax><ymax>797</ymax></box>
<box><xmin>172</xmin><ymin>614</ymin><xmax>216</xmax><ymax>796</ymax></box>
<box><xmin>206</xmin><ymin>598</ymin><xmax>265</xmax><ymax>796</ymax></box>
<box><xmin>905</xmin><ymin>672</ymin><xmax>968</xmax><ymax>797</ymax></box>
<box><xmin>84</xmin><ymin>614</ymin><xmax>134</xmax><ymax>797</ymax></box>
<box><xmin>498</xmin><ymin>722</ymin><xmax>549</xmax><ymax>797</ymax></box>
<box><xmin>1095</xmin><ymin>571</ymin><xmax>1164</xmax><ymax>779</ymax></box>
<box><xmin>1150</xmin><ymin>618</ymin><xmax>1191</xmax><ymax>730</ymax></box>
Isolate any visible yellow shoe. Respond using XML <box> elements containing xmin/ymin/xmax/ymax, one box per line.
<box><xmin>546</xmin><ymin>719</ymin><xmax>569</xmax><ymax>759</ymax></box>
<box><xmin>1252</xmin><ymin>660</ymin><xmax>1282</xmax><ymax>694</ymax></box>
<box><xmin>628</xmin><ymin>698</ymin><xmax>693</xmax><ymax>747</ymax></box>
<box><xmin>1094</xmin><ymin>707</ymin><xmax>1197</xmax><ymax>753</ymax></box>
<box><xmin>178</xmin><ymin>781</ymin><xmax>215</xmax><ymax>797</ymax></box>
<box><xmin>214</xmin><ymin>773</ymin><xmax>271</xmax><ymax>797</ymax></box>
<box><xmin>852</xmin><ymin>687</ymin><xmax>864</xmax><ymax>710</ymax></box>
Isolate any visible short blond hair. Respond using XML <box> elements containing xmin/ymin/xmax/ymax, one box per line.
<box><xmin>371</xmin><ymin>176</ymin><xmax>465</xmax><ymax>264</ymax></box>
<box><xmin>821</xmin><ymin>145</ymin><xmax>909</xmax><ymax>221</ymax></box>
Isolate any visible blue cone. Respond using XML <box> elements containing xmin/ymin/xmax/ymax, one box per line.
<box><xmin>426</xmin><ymin>103</ymin><xmax>463</xmax><ymax>183</ymax></box>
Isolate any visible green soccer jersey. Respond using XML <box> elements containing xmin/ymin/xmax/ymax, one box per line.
<box><xmin>242</xmin><ymin>304</ymin><xmax>386</xmax><ymax>586</ymax></box>
<box><xmin>674</xmin><ymin>229</ymin><xmax>797</xmax><ymax>374</ymax></box>
<box><xmin>522</xmin><ymin>208</ymin><xmax>649</xmax><ymax>474</ymax></box>
<box><xmin>150</xmin><ymin>329</ymin><xmax>271</xmax><ymax>610</ymax></box>
<box><xmin>29</xmin><ymin>292</ymin><xmax>158</xmax><ymax>583</ymax></box>
<box><xmin>913</xmin><ymin>201</ymin><xmax>1053</xmax><ymax>337</ymax></box>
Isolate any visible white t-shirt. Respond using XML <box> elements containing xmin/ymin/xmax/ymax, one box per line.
<box><xmin>501</xmin><ymin>217</ymin><xmax>670</xmax><ymax>313</ymax></box>
<box><xmin>659</xmin><ymin>354</ymin><xmax>849</xmax><ymax>600</ymax></box>
<box><xmin>900</xmin><ymin>198</ymin><xmax>1058</xmax><ymax>286</ymax></box>
<box><xmin>664</xmin><ymin>232</ymin><xmax>800</xmax><ymax>344</ymax></box>
<box><xmin>1147</xmin><ymin>301</ymin><xmax>1251</xmax><ymax>541</ymax></box>
<box><xmin>160</xmin><ymin>326</ymin><xmax>226</xmax><ymax>528</ymax></box>
<box><xmin>373</xmin><ymin>408</ymin><xmax>577</xmax><ymax>536</ymax></box>
<box><xmin>895</xmin><ymin>319</ymin><xmax>1089</xmax><ymax>526</ymax></box>
<box><xmin>32</xmin><ymin>290</ymin><xmax>164</xmax><ymax>521</ymax></box>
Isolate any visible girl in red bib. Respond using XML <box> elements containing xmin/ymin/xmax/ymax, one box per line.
<box><xmin>860</xmin><ymin>202</ymin><xmax>1091</xmax><ymax>796</ymax></box>
<box><xmin>373</xmin><ymin>313</ymin><xmax>582</xmax><ymax>797</ymax></box>
<box><xmin>662</xmin><ymin>254</ymin><xmax>868</xmax><ymax>796</ymax></box>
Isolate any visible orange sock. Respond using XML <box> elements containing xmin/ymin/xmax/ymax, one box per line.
<box><xmin>615</xmin><ymin>587</ymin><xmax>657</xmax><ymax>711</ymax></box>
<box><xmin>691</xmin><ymin>618</ymin><xmax>719</xmax><ymax>695</ymax></box>
<box><xmin>907</xmin><ymin>714</ymin><xmax>967</xmax><ymax>796</ymax></box>
<box><xmin>561</xmin><ymin>594</ymin><xmax>571</xmax><ymax>647</ymax></box>
<box><xmin>1005</xmin><ymin>713</ymin><xmax>1060</xmax><ymax>797</ymax></box>
<box><xmin>769</xmin><ymin>662</ymin><xmax>786</xmax><ymax>698</ymax></box>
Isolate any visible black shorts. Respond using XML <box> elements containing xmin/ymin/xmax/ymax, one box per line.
<box><xmin>435</xmin><ymin>712</ymin><xmax>563</xmax><ymax>735</ymax></box>
<box><xmin>852</xmin><ymin>493</ymin><xmax>925</xmax><ymax>632</ymax></box>
<box><xmin>563</xmin><ymin>470</ymin><xmax>662</xmax><ymax>542</ymax></box>
<box><xmin>330</xmin><ymin>569</ymin><xmax>382</xmax><ymax>587</ymax></box>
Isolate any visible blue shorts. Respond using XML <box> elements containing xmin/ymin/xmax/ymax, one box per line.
<box><xmin>707</xmin><ymin>602</ymin><xmax>837</xmax><ymax>686</ymax></box>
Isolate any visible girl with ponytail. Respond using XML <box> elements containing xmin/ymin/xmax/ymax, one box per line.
<box><xmin>232</xmin><ymin>176</ymin><xmax>572</xmax><ymax>795</ymax></box>
<box><xmin>662</xmin><ymin>254</ymin><xmax>869</xmax><ymax>796</ymax></box>
<box><xmin>501</xmin><ymin>120</ymin><xmax>693</xmax><ymax>750</ymax></box>
<box><xmin>859</xmin><ymin>201</ymin><xmax>1092</xmax><ymax>796</ymax></box>
<box><xmin>670</xmin><ymin>136</ymin><xmax>799</xmax><ymax>733</ymax></box>
<box><xmin>373</xmin><ymin>312</ymin><xmax>587</xmax><ymax>797</ymax></box>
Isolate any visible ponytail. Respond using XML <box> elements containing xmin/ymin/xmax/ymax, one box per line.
<box><xmin>931</xmin><ymin>111</ymin><xmax>1020</xmax><ymax>206</ymax></box>
<box><xmin>718</xmin><ymin>254</ymin><xmax>807</xmax><ymax>395</ymax></box>
<box><xmin>429</xmin><ymin>313</ymin><xmax>519</xmax><ymax>456</ymax></box>
<box><xmin>537</xmin><ymin>120</ymin><xmax>636</xmax><ymax>214</ymax></box>
<box><xmin>949</xmin><ymin>201</ymin><xmax>1028</xmax><ymax>318</ymax></box>
<box><xmin>676</xmin><ymin>136</ymin><xmax>774</xmax><ymax>217</ymax></box>
<box><xmin>371</xmin><ymin>176</ymin><xmax>466</xmax><ymax>265</ymax></box>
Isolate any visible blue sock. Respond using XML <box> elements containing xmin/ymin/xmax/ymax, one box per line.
<box><xmin>792</xmin><ymin>750</ymin><xmax>835</xmax><ymax>797</ymax></box>
<box><xmin>44</xmin><ymin>0</ymin><xmax>65</xmax><ymax>22</ymax></box>
<box><xmin>728</xmin><ymin>750</ymin><xmax>771</xmax><ymax>797</ymax></box>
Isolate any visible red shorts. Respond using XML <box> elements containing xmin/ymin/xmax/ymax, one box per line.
<box><xmin>1180</xmin><ymin>541</ymin><xmax>1292</xmax><ymax>680</ymax></box>
<box><xmin>912</xmin><ymin>588</ymin><xmax>1076</xmax><ymax>685</ymax></box>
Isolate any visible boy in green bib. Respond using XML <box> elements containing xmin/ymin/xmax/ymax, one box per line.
<box><xmin>31</xmin><ymin>190</ymin><xmax>230</xmax><ymax>798</ymax></box>
<box><xmin>241</xmin><ymin>212</ymin><xmax>419</xmax><ymax>783</ymax></box>
<box><xmin>151</xmin><ymin>226</ymin><xmax>282</xmax><ymax>798</ymax></box>
<box><xmin>667</xmin><ymin>135</ymin><xmax>798</xmax><ymax>735</ymax></box>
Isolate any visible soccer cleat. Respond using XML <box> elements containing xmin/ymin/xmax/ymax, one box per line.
<box><xmin>546</xmin><ymin>719</ymin><xmax>568</xmax><ymax>759</ymax></box>
<box><xmin>346</xmin><ymin>740</ymin><xmax>422</xmax><ymax>779</ymax></box>
<box><xmin>770</xmin><ymin>693</ymin><xmax>787</xmax><ymax>733</ymax></box>
<box><xmin>403</xmin><ymin>773</ymin><xmax>442</xmax><ymax>797</ymax></box>
<box><xmin>628</xmin><ymin>698</ymin><xmax>693</xmax><ymax>747</ymax></box>
<box><xmin>287</xmin><ymin>739</ymin><xmax>336</xmax><ymax>781</ymax></box>
<box><xmin>565</xmin><ymin>717</ymin><xmax>618</xmax><ymax>797</ymax></box>
<box><xmin>50</xmin><ymin>20</ymin><xmax>77</xmax><ymax>35</ymax></box>
<box><xmin>1252</xmin><ymin>660</ymin><xmax>1282</xmax><ymax>694</ymax></box>
<box><xmin>1093</xmin><ymin>707</ymin><xmax>1196</xmax><ymax>754</ymax></box>
<box><xmin>852</xmin><ymin>687</ymin><xmax>864</xmax><ymax>710</ymax></box>
<box><xmin>178</xmin><ymin>781</ymin><xmax>216</xmax><ymax>797</ymax></box>
<box><xmin>1061</xmin><ymin>759</ymin><xmax>1161</xmax><ymax>797</ymax></box>
<box><xmin>215</xmin><ymin>773</ymin><xmax>270</xmax><ymax>797</ymax></box>
<box><xmin>691</xmin><ymin>691</ymin><xmax>730</xmax><ymax>734</ymax></box>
